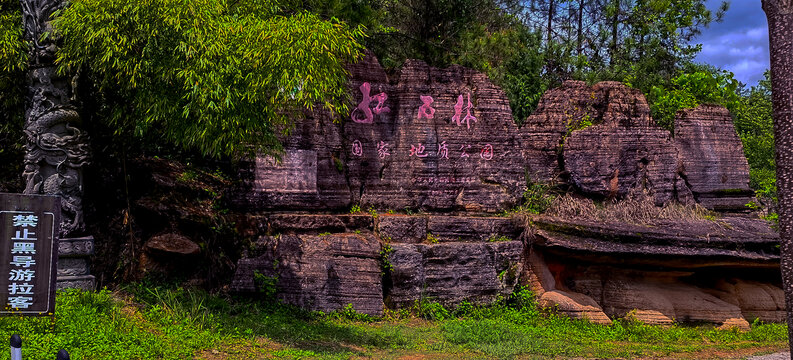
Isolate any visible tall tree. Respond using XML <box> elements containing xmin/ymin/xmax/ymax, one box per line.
<box><xmin>373</xmin><ymin>0</ymin><xmax>522</xmax><ymax>68</ymax></box>
<box><xmin>0</xmin><ymin>0</ymin><xmax>26</xmax><ymax>192</ymax></box>
<box><xmin>53</xmin><ymin>0</ymin><xmax>365</xmax><ymax>159</ymax></box>
<box><xmin>762</xmin><ymin>0</ymin><xmax>793</xmax><ymax>353</ymax></box>
<box><xmin>2</xmin><ymin>0</ymin><xmax>366</xmax><ymax>234</ymax></box>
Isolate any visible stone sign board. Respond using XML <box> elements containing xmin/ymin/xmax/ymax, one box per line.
<box><xmin>255</xmin><ymin>149</ymin><xmax>318</xmax><ymax>193</ymax></box>
<box><xmin>0</xmin><ymin>193</ymin><xmax>60</xmax><ymax>315</ymax></box>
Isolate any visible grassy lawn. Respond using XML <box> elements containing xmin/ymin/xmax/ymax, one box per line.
<box><xmin>0</xmin><ymin>286</ymin><xmax>786</xmax><ymax>359</ymax></box>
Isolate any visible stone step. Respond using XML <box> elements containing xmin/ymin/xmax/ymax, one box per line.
<box><xmin>56</xmin><ymin>275</ymin><xmax>95</xmax><ymax>291</ymax></box>
<box><xmin>378</xmin><ymin>214</ymin><xmax>521</xmax><ymax>243</ymax></box>
<box><xmin>58</xmin><ymin>236</ymin><xmax>94</xmax><ymax>258</ymax></box>
<box><xmin>57</xmin><ymin>236</ymin><xmax>94</xmax><ymax>291</ymax></box>
<box><xmin>57</xmin><ymin>258</ymin><xmax>89</xmax><ymax>277</ymax></box>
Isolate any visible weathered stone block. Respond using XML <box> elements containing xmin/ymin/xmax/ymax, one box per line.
<box><xmin>675</xmin><ymin>104</ymin><xmax>753</xmax><ymax>210</ymax></box>
<box><xmin>426</xmin><ymin>216</ymin><xmax>520</xmax><ymax>242</ymax></box>
<box><xmin>388</xmin><ymin>241</ymin><xmax>523</xmax><ymax>308</ymax></box>
<box><xmin>232</xmin><ymin>233</ymin><xmax>384</xmax><ymax>316</ymax></box>
<box><xmin>56</xmin><ymin>275</ymin><xmax>95</xmax><ymax>291</ymax></box>
<box><xmin>377</xmin><ymin>215</ymin><xmax>427</xmax><ymax>243</ymax></box>
<box><xmin>268</xmin><ymin>214</ymin><xmax>374</xmax><ymax>234</ymax></box>
<box><xmin>58</xmin><ymin>236</ymin><xmax>94</xmax><ymax>257</ymax></box>
<box><xmin>565</xmin><ymin>125</ymin><xmax>681</xmax><ymax>204</ymax></box>
<box><xmin>57</xmin><ymin>236</ymin><xmax>95</xmax><ymax>290</ymax></box>
<box><xmin>57</xmin><ymin>258</ymin><xmax>89</xmax><ymax>277</ymax></box>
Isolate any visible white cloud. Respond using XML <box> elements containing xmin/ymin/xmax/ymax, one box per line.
<box><xmin>695</xmin><ymin>26</ymin><xmax>769</xmax><ymax>85</ymax></box>
<box><xmin>746</xmin><ymin>27</ymin><xmax>766</xmax><ymax>40</ymax></box>
<box><xmin>693</xmin><ymin>1</ymin><xmax>769</xmax><ymax>85</ymax></box>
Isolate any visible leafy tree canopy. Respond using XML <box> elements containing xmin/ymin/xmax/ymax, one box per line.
<box><xmin>50</xmin><ymin>0</ymin><xmax>365</xmax><ymax>158</ymax></box>
<box><xmin>734</xmin><ymin>70</ymin><xmax>775</xmax><ymax>201</ymax></box>
<box><xmin>649</xmin><ymin>65</ymin><xmax>741</xmax><ymax>131</ymax></box>
<box><xmin>0</xmin><ymin>0</ymin><xmax>26</xmax><ymax>191</ymax></box>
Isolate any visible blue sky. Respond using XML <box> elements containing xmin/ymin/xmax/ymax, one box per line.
<box><xmin>693</xmin><ymin>0</ymin><xmax>769</xmax><ymax>86</ymax></box>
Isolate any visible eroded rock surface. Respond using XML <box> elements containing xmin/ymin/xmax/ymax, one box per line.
<box><xmin>530</xmin><ymin>215</ymin><xmax>779</xmax><ymax>268</ymax></box>
<box><xmin>560</xmin><ymin>81</ymin><xmax>684</xmax><ymax>204</ymax></box>
<box><xmin>675</xmin><ymin>105</ymin><xmax>754</xmax><ymax>210</ymax></box>
<box><xmin>228</xmin><ymin>57</ymin><xmax>774</xmax><ymax>327</ymax></box>
<box><xmin>232</xmin><ymin>214</ymin><xmax>524</xmax><ymax>315</ymax></box>
<box><xmin>519</xmin><ymin>80</ymin><xmax>591</xmax><ymax>181</ymax></box>
<box><xmin>232</xmin><ymin>232</ymin><xmax>384</xmax><ymax>316</ymax></box>
<box><xmin>524</xmin><ymin>214</ymin><xmax>781</xmax><ymax>329</ymax></box>
<box><xmin>238</xmin><ymin>56</ymin><xmax>752</xmax><ymax>212</ymax></box>
<box><xmin>238</xmin><ymin>53</ymin><xmax>526</xmax><ymax>212</ymax></box>
<box><xmin>388</xmin><ymin>241</ymin><xmax>523</xmax><ymax>308</ymax></box>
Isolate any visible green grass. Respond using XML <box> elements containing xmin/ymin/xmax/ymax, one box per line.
<box><xmin>0</xmin><ymin>286</ymin><xmax>786</xmax><ymax>359</ymax></box>
<box><xmin>0</xmin><ymin>289</ymin><xmax>218</xmax><ymax>359</ymax></box>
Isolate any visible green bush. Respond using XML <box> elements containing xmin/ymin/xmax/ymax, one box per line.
<box><xmin>651</xmin><ymin>69</ymin><xmax>742</xmax><ymax>132</ymax></box>
<box><xmin>522</xmin><ymin>181</ymin><xmax>555</xmax><ymax>214</ymax></box>
<box><xmin>733</xmin><ymin>71</ymin><xmax>777</xmax><ymax>208</ymax></box>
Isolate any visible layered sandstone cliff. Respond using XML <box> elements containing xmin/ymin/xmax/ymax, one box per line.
<box><xmin>228</xmin><ymin>54</ymin><xmax>776</xmax><ymax>328</ymax></box>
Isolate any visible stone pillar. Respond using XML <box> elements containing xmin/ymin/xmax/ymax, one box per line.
<box><xmin>56</xmin><ymin>236</ymin><xmax>95</xmax><ymax>290</ymax></box>
<box><xmin>21</xmin><ymin>0</ymin><xmax>95</xmax><ymax>290</ymax></box>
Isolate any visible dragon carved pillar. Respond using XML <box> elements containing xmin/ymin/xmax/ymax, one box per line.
<box><xmin>20</xmin><ymin>0</ymin><xmax>90</xmax><ymax>237</ymax></box>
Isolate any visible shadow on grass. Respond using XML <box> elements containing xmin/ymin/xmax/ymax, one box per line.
<box><xmin>125</xmin><ymin>284</ymin><xmax>418</xmax><ymax>357</ymax></box>
<box><xmin>121</xmin><ymin>284</ymin><xmax>790</xmax><ymax>359</ymax></box>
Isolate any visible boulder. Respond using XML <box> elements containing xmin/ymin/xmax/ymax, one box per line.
<box><xmin>538</xmin><ymin>290</ymin><xmax>612</xmax><ymax>324</ymax></box>
<box><xmin>522</xmin><ymin>214</ymin><xmax>780</xmax><ymax>328</ymax></box>
<box><xmin>558</xmin><ymin>82</ymin><xmax>684</xmax><ymax>204</ymax></box>
<box><xmin>519</xmin><ymin>80</ymin><xmax>592</xmax><ymax>181</ymax></box>
<box><xmin>719</xmin><ymin>279</ymin><xmax>786</xmax><ymax>323</ymax></box>
<box><xmin>674</xmin><ymin>104</ymin><xmax>754</xmax><ymax>210</ymax></box>
<box><xmin>231</xmin><ymin>233</ymin><xmax>384</xmax><ymax>316</ymax></box>
<box><xmin>527</xmin><ymin>251</ymin><xmax>611</xmax><ymax>324</ymax></box>
<box><xmin>144</xmin><ymin>233</ymin><xmax>200</xmax><ymax>256</ymax></box>
<box><xmin>602</xmin><ymin>278</ymin><xmax>749</xmax><ymax>330</ymax></box>
<box><xmin>388</xmin><ymin>241</ymin><xmax>523</xmax><ymax>308</ymax></box>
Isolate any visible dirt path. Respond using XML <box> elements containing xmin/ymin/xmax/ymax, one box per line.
<box><xmin>747</xmin><ymin>351</ymin><xmax>790</xmax><ymax>360</ymax></box>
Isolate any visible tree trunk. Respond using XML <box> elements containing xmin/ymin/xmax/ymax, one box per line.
<box><xmin>577</xmin><ymin>0</ymin><xmax>583</xmax><ymax>60</ymax></box>
<box><xmin>762</xmin><ymin>0</ymin><xmax>793</xmax><ymax>353</ymax></box>
<box><xmin>610</xmin><ymin>0</ymin><xmax>619</xmax><ymax>66</ymax></box>
<box><xmin>546</xmin><ymin>0</ymin><xmax>555</xmax><ymax>48</ymax></box>
<box><xmin>20</xmin><ymin>0</ymin><xmax>90</xmax><ymax>237</ymax></box>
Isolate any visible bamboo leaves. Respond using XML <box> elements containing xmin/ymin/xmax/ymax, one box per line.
<box><xmin>52</xmin><ymin>0</ymin><xmax>364</xmax><ymax>158</ymax></box>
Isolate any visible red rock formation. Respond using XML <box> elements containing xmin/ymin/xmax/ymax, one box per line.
<box><xmin>231</xmin><ymin>214</ymin><xmax>525</xmax><ymax>315</ymax></box>
<box><xmin>238</xmin><ymin>53</ymin><xmax>527</xmax><ymax>212</ymax></box>
<box><xmin>233</xmin><ymin>232</ymin><xmax>384</xmax><ymax>316</ymax></box>
<box><xmin>238</xmin><ymin>56</ymin><xmax>752</xmax><ymax>212</ymax></box>
<box><xmin>388</xmin><ymin>241</ymin><xmax>523</xmax><ymax>308</ymax></box>
<box><xmin>519</xmin><ymin>80</ymin><xmax>594</xmax><ymax>181</ymax></box>
<box><xmin>675</xmin><ymin>104</ymin><xmax>754</xmax><ymax>210</ymax></box>
<box><xmin>229</xmin><ymin>57</ymin><xmax>773</xmax><ymax>327</ymax></box>
<box><xmin>346</xmin><ymin>58</ymin><xmax>526</xmax><ymax>212</ymax></box>
<box><xmin>525</xmin><ymin>214</ymin><xmax>781</xmax><ymax>329</ymax></box>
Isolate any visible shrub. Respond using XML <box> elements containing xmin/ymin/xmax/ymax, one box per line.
<box><xmin>650</xmin><ymin>69</ymin><xmax>741</xmax><ymax>132</ymax></box>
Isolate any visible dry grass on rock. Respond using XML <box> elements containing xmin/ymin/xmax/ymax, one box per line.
<box><xmin>545</xmin><ymin>191</ymin><xmax>718</xmax><ymax>226</ymax></box>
